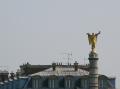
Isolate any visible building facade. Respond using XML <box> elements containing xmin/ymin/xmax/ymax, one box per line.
<box><xmin>0</xmin><ymin>61</ymin><xmax>116</xmax><ymax>89</ymax></box>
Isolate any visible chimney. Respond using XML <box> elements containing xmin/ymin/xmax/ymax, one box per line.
<box><xmin>0</xmin><ymin>70</ymin><xmax>9</xmax><ymax>82</ymax></box>
<box><xmin>52</xmin><ymin>63</ymin><xmax>56</xmax><ymax>71</ymax></box>
<box><xmin>74</xmin><ymin>61</ymin><xmax>78</xmax><ymax>71</ymax></box>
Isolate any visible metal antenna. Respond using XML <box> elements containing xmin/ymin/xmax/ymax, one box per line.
<box><xmin>63</xmin><ymin>52</ymin><xmax>72</xmax><ymax>65</ymax></box>
<box><xmin>84</xmin><ymin>57</ymin><xmax>88</xmax><ymax>65</ymax></box>
<box><xmin>60</xmin><ymin>52</ymin><xmax>73</xmax><ymax>76</ymax></box>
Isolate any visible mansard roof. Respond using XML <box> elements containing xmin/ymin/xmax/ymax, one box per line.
<box><xmin>0</xmin><ymin>70</ymin><xmax>9</xmax><ymax>73</ymax></box>
<box><xmin>31</xmin><ymin>66</ymin><xmax>89</xmax><ymax>77</ymax></box>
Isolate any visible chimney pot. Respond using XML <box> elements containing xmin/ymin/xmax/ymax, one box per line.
<box><xmin>52</xmin><ymin>63</ymin><xmax>56</xmax><ymax>71</ymax></box>
<box><xmin>74</xmin><ymin>61</ymin><xmax>78</xmax><ymax>71</ymax></box>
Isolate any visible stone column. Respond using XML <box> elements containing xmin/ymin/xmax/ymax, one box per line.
<box><xmin>89</xmin><ymin>51</ymin><xmax>99</xmax><ymax>89</ymax></box>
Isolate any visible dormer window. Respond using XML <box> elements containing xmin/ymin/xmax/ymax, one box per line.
<box><xmin>81</xmin><ymin>78</ymin><xmax>88</xmax><ymax>88</ymax></box>
<box><xmin>99</xmin><ymin>80</ymin><xmax>104</xmax><ymax>88</ymax></box>
<box><xmin>65</xmin><ymin>76</ymin><xmax>73</xmax><ymax>88</ymax></box>
<box><xmin>32</xmin><ymin>78</ymin><xmax>39</xmax><ymax>88</ymax></box>
<box><xmin>32</xmin><ymin>76</ymin><xmax>41</xmax><ymax>88</ymax></box>
<box><xmin>66</xmin><ymin>79</ymin><xmax>71</xmax><ymax>88</ymax></box>
<box><xmin>49</xmin><ymin>75</ymin><xmax>57</xmax><ymax>88</ymax></box>
<box><xmin>84</xmin><ymin>79</ymin><xmax>88</xmax><ymax>88</ymax></box>
<box><xmin>49</xmin><ymin>79</ymin><xmax>55</xmax><ymax>88</ymax></box>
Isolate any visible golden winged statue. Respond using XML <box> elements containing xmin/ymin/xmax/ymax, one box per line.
<box><xmin>87</xmin><ymin>31</ymin><xmax>101</xmax><ymax>52</ymax></box>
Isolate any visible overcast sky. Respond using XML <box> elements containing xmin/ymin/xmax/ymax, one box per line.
<box><xmin>0</xmin><ymin>0</ymin><xmax>120</xmax><ymax>88</ymax></box>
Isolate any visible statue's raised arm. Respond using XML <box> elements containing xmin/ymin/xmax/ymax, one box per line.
<box><xmin>86</xmin><ymin>33</ymin><xmax>90</xmax><ymax>35</ymax></box>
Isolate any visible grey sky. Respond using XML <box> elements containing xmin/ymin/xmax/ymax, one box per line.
<box><xmin>0</xmin><ymin>0</ymin><xmax>120</xmax><ymax>88</ymax></box>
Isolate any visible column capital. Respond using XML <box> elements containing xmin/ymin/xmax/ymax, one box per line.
<box><xmin>89</xmin><ymin>51</ymin><xmax>98</xmax><ymax>58</ymax></box>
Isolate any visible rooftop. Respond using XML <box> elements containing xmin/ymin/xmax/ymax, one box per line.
<box><xmin>31</xmin><ymin>66</ymin><xmax>89</xmax><ymax>76</ymax></box>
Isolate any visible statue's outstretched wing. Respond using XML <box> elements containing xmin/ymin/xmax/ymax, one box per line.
<box><xmin>87</xmin><ymin>34</ymin><xmax>91</xmax><ymax>45</ymax></box>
